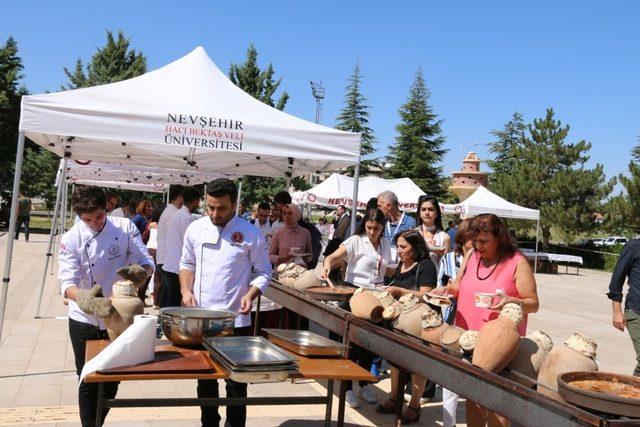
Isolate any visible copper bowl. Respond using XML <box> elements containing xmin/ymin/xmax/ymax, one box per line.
<box><xmin>557</xmin><ymin>371</ymin><xmax>640</xmax><ymax>418</ymax></box>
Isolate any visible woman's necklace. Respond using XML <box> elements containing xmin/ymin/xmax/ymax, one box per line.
<box><xmin>476</xmin><ymin>256</ymin><xmax>500</xmax><ymax>281</ymax></box>
<box><xmin>401</xmin><ymin>260</ymin><xmax>417</xmax><ymax>273</ymax></box>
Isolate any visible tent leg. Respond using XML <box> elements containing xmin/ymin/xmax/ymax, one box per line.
<box><xmin>34</xmin><ymin>157</ymin><xmax>68</xmax><ymax>319</ymax></box>
<box><xmin>0</xmin><ymin>132</ymin><xmax>26</xmax><ymax>343</ymax></box>
<box><xmin>235</xmin><ymin>179</ymin><xmax>243</xmax><ymax>216</ymax></box>
<box><xmin>350</xmin><ymin>157</ymin><xmax>361</xmax><ymax>235</ymax></box>
<box><xmin>534</xmin><ymin>219</ymin><xmax>540</xmax><ymax>274</ymax></box>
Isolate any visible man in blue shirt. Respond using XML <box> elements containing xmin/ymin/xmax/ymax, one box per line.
<box><xmin>377</xmin><ymin>190</ymin><xmax>416</xmax><ymax>248</ymax></box>
<box><xmin>608</xmin><ymin>239</ymin><xmax>640</xmax><ymax>376</ymax></box>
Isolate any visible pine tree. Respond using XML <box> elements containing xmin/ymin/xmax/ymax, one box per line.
<box><xmin>335</xmin><ymin>62</ymin><xmax>378</xmax><ymax>175</ymax></box>
<box><xmin>631</xmin><ymin>136</ymin><xmax>640</xmax><ymax>164</ymax></box>
<box><xmin>0</xmin><ymin>37</ymin><xmax>29</xmax><ymax>197</ymax></box>
<box><xmin>386</xmin><ymin>68</ymin><xmax>448</xmax><ymax>198</ymax></box>
<box><xmin>616</xmin><ymin>161</ymin><xmax>640</xmax><ymax>232</ymax></box>
<box><xmin>506</xmin><ymin>109</ymin><xmax>613</xmax><ymax>246</ymax></box>
<box><xmin>22</xmin><ymin>31</ymin><xmax>146</xmax><ymax>206</ymax></box>
<box><xmin>228</xmin><ymin>45</ymin><xmax>295</xmax><ymax>205</ymax></box>
<box><xmin>62</xmin><ymin>30</ymin><xmax>146</xmax><ymax>89</ymax></box>
<box><xmin>487</xmin><ymin>112</ymin><xmax>526</xmax><ymax>198</ymax></box>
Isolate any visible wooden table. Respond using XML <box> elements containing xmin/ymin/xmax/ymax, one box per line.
<box><xmin>84</xmin><ymin>339</ymin><xmax>375</xmax><ymax>427</ymax></box>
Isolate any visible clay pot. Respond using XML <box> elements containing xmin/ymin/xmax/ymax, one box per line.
<box><xmin>373</xmin><ymin>291</ymin><xmax>397</xmax><ymax>308</ymax></box>
<box><xmin>349</xmin><ymin>289</ymin><xmax>384</xmax><ymax>323</ymax></box>
<box><xmin>394</xmin><ymin>303</ymin><xmax>433</xmax><ymax>338</ymax></box>
<box><xmin>104</xmin><ymin>280</ymin><xmax>144</xmax><ymax>341</ymax></box>
<box><xmin>441</xmin><ymin>325</ymin><xmax>466</xmax><ymax>354</ymax></box>
<box><xmin>277</xmin><ymin>263</ymin><xmax>320</xmax><ymax>291</ymax></box>
<box><xmin>422</xmin><ymin>323</ymin><xmax>448</xmax><ymax>345</ymax></box>
<box><xmin>472</xmin><ymin>303</ymin><xmax>523</xmax><ymax>373</ymax></box>
<box><xmin>506</xmin><ymin>330</ymin><xmax>553</xmax><ymax>384</ymax></box>
<box><xmin>382</xmin><ymin>302</ymin><xmax>401</xmax><ymax>321</ymax></box>
<box><xmin>537</xmin><ymin>333</ymin><xmax>597</xmax><ymax>399</ymax></box>
<box><xmin>459</xmin><ymin>330</ymin><xmax>479</xmax><ymax>354</ymax></box>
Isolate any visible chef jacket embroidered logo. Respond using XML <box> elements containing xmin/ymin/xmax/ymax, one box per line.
<box><xmin>108</xmin><ymin>245</ymin><xmax>120</xmax><ymax>256</ymax></box>
<box><xmin>231</xmin><ymin>232</ymin><xmax>244</xmax><ymax>244</ymax></box>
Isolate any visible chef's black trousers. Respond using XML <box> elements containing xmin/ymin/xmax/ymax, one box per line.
<box><xmin>198</xmin><ymin>325</ymin><xmax>252</xmax><ymax>427</ymax></box>
<box><xmin>69</xmin><ymin>318</ymin><xmax>119</xmax><ymax>427</ymax></box>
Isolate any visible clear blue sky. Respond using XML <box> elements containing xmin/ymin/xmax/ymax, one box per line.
<box><xmin>2</xmin><ymin>1</ymin><xmax>639</xmax><ymax>185</ymax></box>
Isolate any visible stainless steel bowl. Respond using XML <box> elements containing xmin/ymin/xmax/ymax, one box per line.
<box><xmin>159</xmin><ymin>307</ymin><xmax>237</xmax><ymax>346</ymax></box>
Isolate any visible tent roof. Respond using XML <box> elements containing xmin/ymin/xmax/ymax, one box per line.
<box><xmin>69</xmin><ymin>178</ymin><xmax>167</xmax><ymax>193</ymax></box>
<box><xmin>64</xmin><ymin>160</ymin><xmax>232</xmax><ymax>186</ymax></box>
<box><xmin>19</xmin><ymin>47</ymin><xmax>361</xmax><ymax>177</ymax></box>
<box><xmin>300</xmin><ymin>173</ymin><xmax>425</xmax><ymax>212</ymax></box>
<box><xmin>441</xmin><ymin>186</ymin><xmax>540</xmax><ymax>220</ymax></box>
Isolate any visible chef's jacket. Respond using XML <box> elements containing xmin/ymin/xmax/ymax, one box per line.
<box><xmin>162</xmin><ymin>206</ymin><xmax>195</xmax><ymax>274</ymax></box>
<box><xmin>58</xmin><ymin>216</ymin><xmax>154</xmax><ymax>327</ymax></box>
<box><xmin>180</xmin><ymin>215</ymin><xmax>272</xmax><ymax>327</ymax></box>
<box><xmin>156</xmin><ymin>204</ymin><xmax>178</xmax><ymax>265</ymax></box>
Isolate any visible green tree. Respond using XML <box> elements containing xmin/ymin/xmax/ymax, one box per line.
<box><xmin>386</xmin><ymin>68</ymin><xmax>448</xmax><ymax>197</ymax></box>
<box><xmin>62</xmin><ymin>30</ymin><xmax>146</xmax><ymax>89</ymax></box>
<box><xmin>487</xmin><ymin>112</ymin><xmax>526</xmax><ymax>197</ymax></box>
<box><xmin>504</xmin><ymin>109</ymin><xmax>613</xmax><ymax>246</ymax></box>
<box><xmin>335</xmin><ymin>62</ymin><xmax>378</xmax><ymax>175</ymax></box>
<box><xmin>615</xmin><ymin>161</ymin><xmax>640</xmax><ymax>232</ymax></box>
<box><xmin>229</xmin><ymin>45</ymin><xmax>297</xmax><ymax>205</ymax></box>
<box><xmin>22</xmin><ymin>30</ymin><xmax>147</xmax><ymax>207</ymax></box>
<box><xmin>0</xmin><ymin>37</ymin><xmax>29</xmax><ymax>197</ymax></box>
<box><xmin>631</xmin><ymin>136</ymin><xmax>640</xmax><ymax>164</ymax></box>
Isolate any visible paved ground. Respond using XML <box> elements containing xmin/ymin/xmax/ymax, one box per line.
<box><xmin>0</xmin><ymin>232</ymin><xmax>635</xmax><ymax>426</ymax></box>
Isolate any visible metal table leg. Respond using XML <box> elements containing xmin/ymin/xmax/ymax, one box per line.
<box><xmin>324</xmin><ymin>379</ymin><xmax>334</xmax><ymax>427</ymax></box>
<box><xmin>95</xmin><ymin>382</ymin><xmax>104</xmax><ymax>427</ymax></box>
<box><xmin>395</xmin><ymin>369</ymin><xmax>407</xmax><ymax>427</ymax></box>
<box><xmin>337</xmin><ymin>379</ymin><xmax>348</xmax><ymax>427</ymax></box>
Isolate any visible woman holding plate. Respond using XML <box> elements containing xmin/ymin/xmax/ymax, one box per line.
<box><xmin>415</xmin><ymin>195</ymin><xmax>450</xmax><ymax>272</ymax></box>
<box><xmin>269</xmin><ymin>204</ymin><xmax>312</xmax><ymax>267</ymax></box>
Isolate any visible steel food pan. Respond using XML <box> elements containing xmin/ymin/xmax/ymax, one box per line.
<box><xmin>203</xmin><ymin>336</ymin><xmax>296</xmax><ymax>366</ymax></box>
<box><xmin>208</xmin><ymin>352</ymin><xmax>293</xmax><ymax>383</ymax></box>
<box><xmin>263</xmin><ymin>328</ymin><xmax>346</xmax><ymax>357</ymax></box>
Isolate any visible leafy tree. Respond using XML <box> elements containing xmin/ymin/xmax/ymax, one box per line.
<box><xmin>487</xmin><ymin>112</ymin><xmax>526</xmax><ymax>197</ymax></box>
<box><xmin>335</xmin><ymin>62</ymin><xmax>378</xmax><ymax>175</ymax></box>
<box><xmin>21</xmin><ymin>148</ymin><xmax>59</xmax><ymax>209</ymax></box>
<box><xmin>615</xmin><ymin>161</ymin><xmax>640</xmax><ymax>232</ymax></box>
<box><xmin>386</xmin><ymin>68</ymin><xmax>448</xmax><ymax>198</ymax></box>
<box><xmin>229</xmin><ymin>45</ymin><xmax>297</xmax><ymax>205</ymax></box>
<box><xmin>0</xmin><ymin>37</ymin><xmax>29</xmax><ymax>197</ymax></box>
<box><xmin>22</xmin><ymin>30</ymin><xmax>147</xmax><ymax>209</ymax></box>
<box><xmin>62</xmin><ymin>30</ymin><xmax>146</xmax><ymax>89</ymax></box>
<box><xmin>601</xmin><ymin>192</ymin><xmax>632</xmax><ymax>235</ymax></box>
<box><xmin>502</xmin><ymin>109</ymin><xmax>613</xmax><ymax>247</ymax></box>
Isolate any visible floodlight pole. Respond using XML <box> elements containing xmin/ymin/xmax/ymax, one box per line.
<box><xmin>309</xmin><ymin>81</ymin><xmax>325</xmax><ymax>217</ymax></box>
<box><xmin>34</xmin><ymin>156</ymin><xmax>68</xmax><ymax>318</ymax></box>
<box><xmin>0</xmin><ymin>132</ymin><xmax>26</xmax><ymax>343</ymax></box>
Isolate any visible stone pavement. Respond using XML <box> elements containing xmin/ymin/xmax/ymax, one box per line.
<box><xmin>0</xmin><ymin>232</ymin><xmax>635</xmax><ymax>426</ymax></box>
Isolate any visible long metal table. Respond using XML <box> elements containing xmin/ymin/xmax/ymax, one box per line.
<box><xmin>264</xmin><ymin>280</ymin><xmax>638</xmax><ymax>427</ymax></box>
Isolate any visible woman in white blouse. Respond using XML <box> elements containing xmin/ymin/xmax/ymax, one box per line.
<box><xmin>416</xmin><ymin>195</ymin><xmax>450</xmax><ymax>273</ymax></box>
<box><xmin>320</xmin><ymin>208</ymin><xmax>390</xmax><ymax>408</ymax></box>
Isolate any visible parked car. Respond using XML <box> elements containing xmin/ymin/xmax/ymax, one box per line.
<box><xmin>589</xmin><ymin>238</ymin><xmax>606</xmax><ymax>246</ymax></box>
<box><xmin>602</xmin><ymin>237</ymin><xmax>628</xmax><ymax>246</ymax></box>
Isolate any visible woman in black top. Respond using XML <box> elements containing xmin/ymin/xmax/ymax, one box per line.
<box><xmin>377</xmin><ymin>230</ymin><xmax>437</xmax><ymax>424</ymax></box>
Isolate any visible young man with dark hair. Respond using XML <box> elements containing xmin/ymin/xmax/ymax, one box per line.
<box><xmin>59</xmin><ymin>186</ymin><xmax>154</xmax><ymax>427</ymax></box>
<box><xmin>251</xmin><ymin>201</ymin><xmax>272</xmax><ymax>239</ymax></box>
<box><xmin>156</xmin><ymin>184</ymin><xmax>185</xmax><ymax>308</ymax></box>
<box><xmin>162</xmin><ymin>186</ymin><xmax>201</xmax><ymax>306</ymax></box>
<box><xmin>14</xmin><ymin>191</ymin><xmax>32</xmax><ymax>241</ymax></box>
<box><xmin>180</xmin><ymin>178</ymin><xmax>271</xmax><ymax>427</ymax></box>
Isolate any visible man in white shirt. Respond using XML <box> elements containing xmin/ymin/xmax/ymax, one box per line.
<box><xmin>156</xmin><ymin>185</ymin><xmax>184</xmax><ymax>307</ymax></box>
<box><xmin>251</xmin><ymin>201</ymin><xmax>272</xmax><ymax>240</ymax></box>
<box><xmin>106</xmin><ymin>192</ymin><xmax>125</xmax><ymax>218</ymax></box>
<box><xmin>161</xmin><ymin>186</ymin><xmax>201</xmax><ymax>307</ymax></box>
<box><xmin>58</xmin><ymin>186</ymin><xmax>154</xmax><ymax>427</ymax></box>
<box><xmin>180</xmin><ymin>178</ymin><xmax>271</xmax><ymax>427</ymax></box>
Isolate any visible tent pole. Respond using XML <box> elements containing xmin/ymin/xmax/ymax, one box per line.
<box><xmin>0</xmin><ymin>132</ymin><xmax>26</xmax><ymax>343</ymax></box>
<box><xmin>534</xmin><ymin>219</ymin><xmax>540</xmax><ymax>274</ymax></box>
<box><xmin>34</xmin><ymin>156</ymin><xmax>68</xmax><ymax>318</ymax></box>
<box><xmin>350</xmin><ymin>157</ymin><xmax>361</xmax><ymax>235</ymax></box>
<box><xmin>235</xmin><ymin>179</ymin><xmax>243</xmax><ymax>215</ymax></box>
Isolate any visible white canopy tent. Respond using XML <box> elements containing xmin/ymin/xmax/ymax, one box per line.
<box><xmin>0</xmin><ymin>46</ymin><xmax>362</xmax><ymax>341</ymax></box>
<box><xmin>295</xmin><ymin>173</ymin><xmax>426</xmax><ymax>212</ymax></box>
<box><xmin>440</xmin><ymin>186</ymin><xmax>542</xmax><ymax>272</ymax></box>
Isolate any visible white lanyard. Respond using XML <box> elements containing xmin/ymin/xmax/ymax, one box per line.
<box><xmin>386</xmin><ymin>212</ymin><xmax>405</xmax><ymax>238</ymax></box>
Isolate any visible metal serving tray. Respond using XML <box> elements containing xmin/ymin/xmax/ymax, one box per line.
<box><xmin>202</xmin><ymin>336</ymin><xmax>296</xmax><ymax>367</ymax></box>
<box><xmin>263</xmin><ymin>329</ymin><xmax>346</xmax><ymax>357</ymax></box>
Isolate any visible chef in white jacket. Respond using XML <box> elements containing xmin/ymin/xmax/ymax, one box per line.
<box><xmin>58</xmin><ymin>186</ymin><xmax>154</xmax><ymax>427</ymax></box>
<box><xmin>180</xmin><ymin>178</ymin><xmax>271</xmax><ymax>427</ymax></box>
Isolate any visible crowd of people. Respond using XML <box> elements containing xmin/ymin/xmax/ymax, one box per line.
<box><xmin>59</xmin><ymin>178</ymin><xmax>602</xmax><ymax>427</ymax></box>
